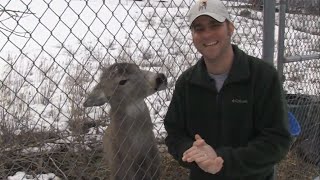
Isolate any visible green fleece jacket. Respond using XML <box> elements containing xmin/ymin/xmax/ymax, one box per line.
<box><xmin>164</xmin><ymin>45</ymin><xmax>292</xmax><ymax>180</ymax></box>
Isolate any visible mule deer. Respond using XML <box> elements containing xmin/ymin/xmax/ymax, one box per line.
<box><xmin>83</xmin><ymin>63</ymin><xmax>167</xmax><ymax>180</ymax></box>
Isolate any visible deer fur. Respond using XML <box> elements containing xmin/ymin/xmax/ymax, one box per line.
<box><xmin>83</xmin><ymin>63</ymin><xmax>167</xmax><ymax>180</ymax></box>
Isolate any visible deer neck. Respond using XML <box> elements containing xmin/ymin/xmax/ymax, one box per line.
<box><xmin>109</xmin><ymin>98</ymin><xmax>152</xmax><ymax>127</ymax></box>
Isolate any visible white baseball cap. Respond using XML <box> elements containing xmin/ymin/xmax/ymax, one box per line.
<box><xmin>188</xmin><ymin>0</ymin><xmax>231</xmax><ymax>25</ymax></box>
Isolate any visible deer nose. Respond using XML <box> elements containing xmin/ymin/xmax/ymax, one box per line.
<box><xmin>156</xmin><ymin>73</ymin><xmax>167</xmax><ymax>86</ymax></box>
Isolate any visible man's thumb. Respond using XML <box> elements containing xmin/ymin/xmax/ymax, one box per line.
<box><xmin>195</xmin><ymin>134</ymin><xmax>203</xmax><ymax>140</ymax></box>
<box><xmin>194</xmin><ymin>134</ymin><xmax>206</xmax><ymax>146</ymax></box>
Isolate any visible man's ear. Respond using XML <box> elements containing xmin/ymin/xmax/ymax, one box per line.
<box><xmin>227</xmin><ymin>21</ymin><xmax>235</xmax><ymax>36</ymax></box>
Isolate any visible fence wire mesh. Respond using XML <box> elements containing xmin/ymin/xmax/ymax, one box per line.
<box><xmin>0</xmin><ymin>0</ymin><xmax>319</xmax><ymax>179</ymax></box>
<box><xmin>278</xmin><ymin>0</ymin><xmax>320</xmax><ymax>179</ymax></box>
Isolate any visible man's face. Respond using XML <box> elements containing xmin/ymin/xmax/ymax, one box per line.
<box><xmin>191</xmin><ymin>15</ymin><xmax>234</xmax><ymax>62</ymax></box>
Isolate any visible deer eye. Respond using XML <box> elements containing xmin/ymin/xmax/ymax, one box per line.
<box><xmin>119</xmin><ymin>79</ymin><xmax>128</xmax><ymax>85</ymax></box>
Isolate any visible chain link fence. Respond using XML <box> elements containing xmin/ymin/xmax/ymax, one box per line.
<box><xmin>276</xmin><ymin>0</ymin><xmax>320</xmax><ymax>179</ymax></box>
<box><xmin>0</xmin><ymin>0</ymin><xmax>319</xmax><ymax>179</ymax></box>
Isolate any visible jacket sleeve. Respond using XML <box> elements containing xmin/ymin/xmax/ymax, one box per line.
<box><xmin>216</xmin><ymin>67</ymin><xmax>292</xmax><ymax>178</ymax></box>
<box><xmin>164</xmin><ymin>77</ymin><xmax>196</xmax><ymax>168</ymax></box>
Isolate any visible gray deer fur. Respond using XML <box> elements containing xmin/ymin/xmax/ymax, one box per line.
<box><xmin>83</xmin><ymin>63</ymin><xmax>167</xmax><ymax>180</ymax></box>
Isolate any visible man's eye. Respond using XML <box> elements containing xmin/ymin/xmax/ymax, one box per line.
<box><xmin>193</xmin><ymin>26</ymin><xmax>204</xmax><ymax>32</ymax></box>
<box><xmin>210</xmin><ymin>24</ymin><xmax>219</xmax><ymax>27</ymax></box>
<box><xmin>119</xmin><ymin>79</ymin><xmax>128</xmax><ymax>85</ymax></box>
<box><xmin>209</xmin><ymin>22</ymin><xmax>223</xmax><ymax>28</ymax></box>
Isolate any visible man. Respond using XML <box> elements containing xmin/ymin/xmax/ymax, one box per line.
<box><xmin>164</xmin><ymin>0</ymin><xmax>292</xmax><ymax>179</ymax></box>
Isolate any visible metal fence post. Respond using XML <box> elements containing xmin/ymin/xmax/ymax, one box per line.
<box><xmin>277</xmin><ymin>0</ymin><xmax>287</xmax><ymax>83</ymax></box>
<box><xmin>263</xmin><ymin>0</ymin><xmax>276</xmax><ymax>65</ymax></box>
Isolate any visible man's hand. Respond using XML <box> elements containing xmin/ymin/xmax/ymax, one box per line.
<box><xmin>182</xmin><ymin>134</ymin><xmax>224</xmax><ymax>174</ymax></box>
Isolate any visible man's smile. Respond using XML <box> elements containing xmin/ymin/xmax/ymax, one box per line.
<box><xmin>203</xmin><ymin>41</ymin><xmax>218</xmax><ymax>47</ymax></box>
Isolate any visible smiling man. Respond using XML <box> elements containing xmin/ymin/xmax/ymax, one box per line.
<box><xmin>164</xmin><ymin>0</ymin><xmax>292</xmax><ymax>179</ymax></box>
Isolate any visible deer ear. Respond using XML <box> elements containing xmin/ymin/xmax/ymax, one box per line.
<box><xmin>103</xmin><ymin>65</ymin><xmax>122</xmax><ymax>79</ymax></box>
<box><xmin>111</xmin><ymin>66</ymin><xmax>120</xmax><ymax>75</ymax></box>
<box><xmin>100</xmin><ymin>65</ymin><xmax>118</xmax><ymax>80</ymax></box>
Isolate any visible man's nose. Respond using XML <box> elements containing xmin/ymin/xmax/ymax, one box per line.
<box><xmin>200</xmin><ymin>27</ymin><xmax>214</xmax><ymax>38</ymax></box>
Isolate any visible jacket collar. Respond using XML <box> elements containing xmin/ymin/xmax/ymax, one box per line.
<box><xmin>189</xmin><ymin>45</ymin><xmax>250</xmax><ymax>88</ymax></box>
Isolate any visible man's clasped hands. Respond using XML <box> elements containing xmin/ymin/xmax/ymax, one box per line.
<box><xmin>182</xmin><ymin>134</ymin><xmax>224</xmax><ymax>174</ymax></box>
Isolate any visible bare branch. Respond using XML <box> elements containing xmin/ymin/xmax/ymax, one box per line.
<box><xmin>0</xmin><ymin>22</ymin><xmax>30</xmax><ymax>38</ymax></box>
<box><xmin>0</xmin><ymin>6</ymin><xmax>34</xmax><ymax>38</ymax></box>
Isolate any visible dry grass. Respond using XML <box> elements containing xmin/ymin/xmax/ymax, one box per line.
<box><xmin>160</xmin><ymin>149</ymin><xmax>189</xmax><ymax>180</ymax></box>
<box><xmin>277</xmin><ymin>150</ymin><xmax>320</xmax><ymax>180</ymax></box>
<box><xmin>0</xmin><ymin>136</ymin><xmax>190</xmax><ymax>180</ymax></box>
<box><xmin>1</xmin><ymin>133</ymin><xmax>319</xmax><ymax>180</ymax></box>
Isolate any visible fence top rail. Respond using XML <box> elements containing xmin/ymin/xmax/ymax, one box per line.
<box><xmin>284</xmin><ymin>54</ymin><xmax>320</xmax><ymax>63</ymax></box>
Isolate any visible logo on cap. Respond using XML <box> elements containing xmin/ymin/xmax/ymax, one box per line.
<box><xmin>198</xmin><ymin>0</ymin><xmax>208</xmax><ymax>11</ymax></box>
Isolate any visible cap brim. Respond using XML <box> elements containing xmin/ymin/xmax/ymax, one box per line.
<box><xmin>189</xmin><ymin>12</ymin><xmax>226</xmax><ymax>25</ymax></box>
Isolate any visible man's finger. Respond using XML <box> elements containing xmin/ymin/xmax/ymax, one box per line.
<box><xmin>215</xmin><ymin>157</ymin><xmax>224</xmax><ymax>164</ymax></box>
<box><xmin>188</xmin><ymin>153</ymin><xmax>208</xmax><ymax>163</ymax></box>
<box><xmin>214</xmin><ymin>157</ymin><xmax>224</xmax><ymax>167</ymax></box>
<box><xmin>198</xmin><ymin>157</ymin><xmax>224</xmax><ymax>174</ymax></box>
<box><xmin>183</xmin><ymin>149</ymin><xmax>203</xmax><ymax>162</ymax></box>
<box><xmin>183</xmin><ymin>146</ymin><xmax>198</xmax><ymax>155</ymax></box>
